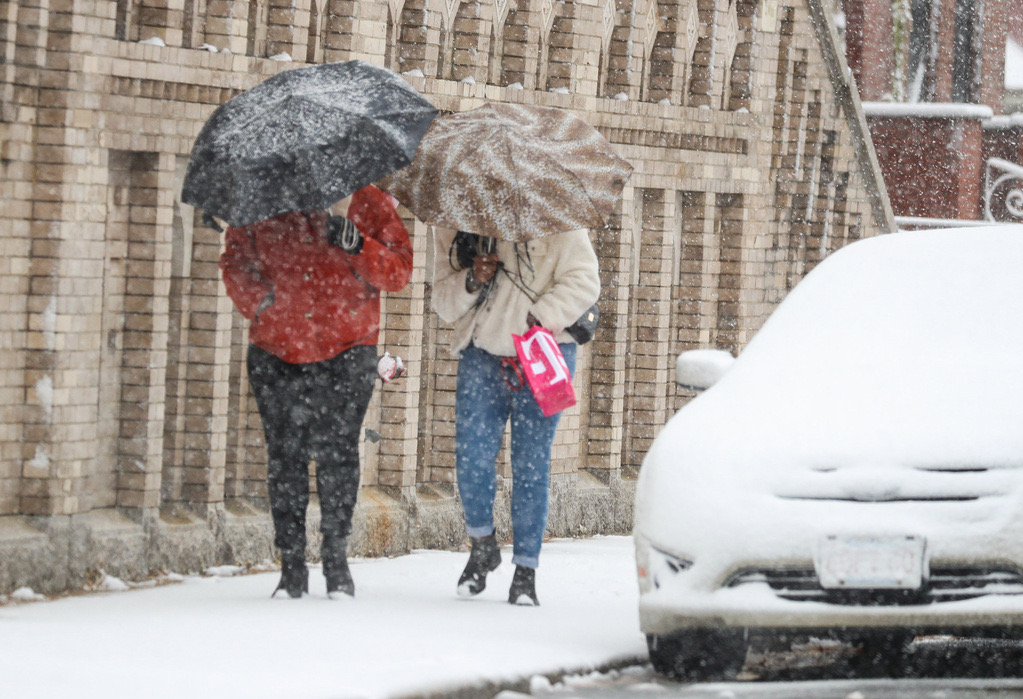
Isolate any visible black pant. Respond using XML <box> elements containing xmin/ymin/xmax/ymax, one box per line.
<box><xmin>248</xmin><ymin>344</ymin><xmax>377</xmax><ymax>560</ymax></box>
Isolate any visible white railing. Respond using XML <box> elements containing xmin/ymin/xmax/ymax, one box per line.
<box><xmin>894</xmin><ymin>216</ymin><xmax>999</xmax><ymax>229</ymax></box>
<box><xmin>985</xmin><ymin>157</ymin><xmax>1023</xmax><ymax>223</ymax></box>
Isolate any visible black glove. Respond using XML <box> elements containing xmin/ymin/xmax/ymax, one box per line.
<box><xmin>452</xmin><ymin>230</ymin><xmax>496</xmax><ymax>269</ymax></box>
<box><xmin>452</xmin><ymin>230</ymin><xmax>478</xmax><ymax>270</ymax></box>
<box><xmin>326</xmin><ymin>216</ymin><xmax>364</xmax><ymax>254</ymax></box>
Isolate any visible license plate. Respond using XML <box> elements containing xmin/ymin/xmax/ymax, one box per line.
<box><xmin>815</xmin><ymin>535</ymin><xmax>926</xmax><ymax>589</ymax></box>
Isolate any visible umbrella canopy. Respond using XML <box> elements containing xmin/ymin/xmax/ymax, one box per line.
<box><xmin>379</xmin><ymin>103</ymin><xmax>633</xmax><ymax>241</ymax></box>
<box><xmin>182</xmin><ymin>60</ymin><xmax>436</xmax><ymax>227</ymax></box>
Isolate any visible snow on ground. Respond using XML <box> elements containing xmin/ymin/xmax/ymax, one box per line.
<box><xmin>0</xmin><ymin>536</ymin><xmax>646</xmax><ymax>699</ymax></box>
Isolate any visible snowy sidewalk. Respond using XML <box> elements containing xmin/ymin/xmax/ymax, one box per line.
<box><xmin>0</xmin><ymin>536</ymin><xmax>646</xmax><ymax>698</ymax></box>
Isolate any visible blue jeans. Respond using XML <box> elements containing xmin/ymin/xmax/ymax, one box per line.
<box><xmin>455</xmin><ymin>342</ymin><xmax>577</xmax><ymax>569</ymax></box>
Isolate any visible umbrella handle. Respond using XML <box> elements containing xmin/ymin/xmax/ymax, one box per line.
<box><xmin>476</xmin><ymin>236</ymin><xmax>495</xmax><ymax>255</ymax></box>
<box><xmin>202</xmin><ymin>212</ymin><xmax>224</xmax><ymax>232</ymax></box>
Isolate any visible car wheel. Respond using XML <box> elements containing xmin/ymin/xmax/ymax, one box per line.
<box><xmin>847</xmin><ymin>631</ymin><xmax>914</xmax><ymax>677</ymax></box>
<box><xmin>647</xmin><ymin>630</ymin><xmax>747</xmax><ymax>680</ymax></box>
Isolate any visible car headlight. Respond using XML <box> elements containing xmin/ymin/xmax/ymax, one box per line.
<box><xmin>636</xmin><ymin>537</ymin><xmax>693</xmax><ymax>594</ymax></box>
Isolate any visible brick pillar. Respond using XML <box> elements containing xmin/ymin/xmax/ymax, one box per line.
<box><xmin>930</xmin><ymin>0</ymin><xmax>956</xmax><ymax>102</ymax></box>
<box><xmin>223</xmin><ymin>308</ymin><xmax>268</xmax><ymax>502</ymax></box>
<box><xmin>686</xmin><ymin>0</ymin><xmax>717</xmax><ymax>107</ymax></box>
<box><xmin>979</xmin><ymin>0</ymin><xmax>1009</xmax><ymax>113</ymax></box>
<box><xmin>415</xmin><ymin>221</ymin><xmax>457</xmax><ymax>486</ymax></box>
<box><xmin>17</xmin><ymin>2</ymin><xmax>76</xmax><ymax>517</ymax></box>
<box><xmin>0</xmin><ymin>3</ymin><xmax>29</xmax><ymax>513</ymax></box>
<box><xmin>621</xmin><ymin>188</ymin><xmax>674</xmax><ymax>473</ymax></box>
<box><xmin>545</xmin><ymin>2</ymin><xmax>584</xmax><ymax>93</ymax></box>
<box><xmin>374</xmin><ymin>219</ymin><xmax>428</xmax><ymax>491</ymax></box>
<box><xmin>137</xmin><ymin>0</ymin><xmax>186</xmax><ymax>46</ymax></box>
<box><xmin>494</xmin><ymin>1</ymin><xmax>541</xmax><ymax>90</ymax></box>
<box><xmin>713</xmin><ymin>193</ymin><xmax>744</xmax><ymax>353</ymax></box>
<box><xmin>266</xmin><ymin>0</ymin><xmax>311</xmax><ymax>60</ymax></box>
<box><xmin>603</xmin><ymin>0</ymin><xmax>641</xmax><ymax>100</ymax></box>
<box><xmin>717</xmin><ymin>0</ymin><xmax>738</xmax><ymax>109</ymax></box>
<box><xmin>669</xmin><ymin>191</ymin><xmax>707</xmax><ymax>413</ymax></box>
<box><xmin>0</xmin><ymin>1</ymin><xmax>16</xmax><ymax>66</ymax></box>
<box><xmin>645</xmin><ymin>0</ymin><xmax>677</xmax><ymax>104</ymax></box>
<box><xmin>166</xmin><ymin>158</ymin><xmax>233</xmax><ymax>507</ymax></box>
<box><xmin>585</xmin><ymin>186</ymin><xmax>634</xmax><ymax>477</ymax></box>
<box><xmin>305</xmin><ymin>0</ymin><xmax>325</xmax><ymax>63</ymax></box>
<box><xmin>692</xmin><ymin>195</ymin><xmax>719</xmax><ymax>347</ymax></box>
<box><xmin>953</xmin><ymin>118</ymin><xmax>984</xmax><ymax>219</ymax></box>
<box><xmin>535</xmin><ymin>0</ymin><xmax>556</xmax><ymax>90</ymax></box>
<box><xmin>113</xmin><ymin>151</ymin><xmax>171</xmax><ymax>514</ymax></box>
<box><xmin>322</xmin><ymin>0</ymin><xmax>361</xmax><ymax>62</ymax></box>
<box><xmin>447</xmin><ymin>0</ymin><xmax>491</xmax><ymax>83</ymax></box>
<box><xmin>392</xmin><ymin>0</ymin><xmax>440</xmax><ymax>77</ymax></box>
<box><xmin>204</xmin><ymin>0</ymin><xmax>251</xmax><ymax>55</ymax></box>
<box><xmin>20</xmin><ymin>188</ymin><xmax>60</xmax><ymax>516</ymax></box>
<box><xmin>841</xmin><ymin>0</ymin><xmax>894</xmax><ymax>100</ymax></box>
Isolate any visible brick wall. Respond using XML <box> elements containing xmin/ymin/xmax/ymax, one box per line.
<box><xmin>0</xmin><ymin>0</ymin><xmax>891</xmax><ymax>594</ymax></box>
<box><xmin>866</xmin><ymin>108</ymin><xmax>987</xmax><ymax>219</ymax></box>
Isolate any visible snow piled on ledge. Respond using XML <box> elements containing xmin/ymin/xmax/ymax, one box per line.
<box><xmin>861</xmin><ymin>102</ymin><xmax>994</xmax><ymax>120</ymax></box>
<box><xmin>984</xmin><ymin>113</ymin><xmax>1023</xmax><ymax>129</ymax></box>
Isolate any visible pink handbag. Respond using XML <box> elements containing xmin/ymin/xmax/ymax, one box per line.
<box><xmin>512</xmin><ymin>326</ymin><xmax>577</xmax><ymax>417</ymax></box>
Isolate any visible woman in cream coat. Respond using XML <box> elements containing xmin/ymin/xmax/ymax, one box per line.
<box><xmin>431</xmin><ymin>227</ymin><xmax>600</xmax><ymax>605</ymax></box>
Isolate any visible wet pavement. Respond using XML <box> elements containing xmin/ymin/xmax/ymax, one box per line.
<box><xmin>500</xmin><ymin>636</ymin><xmax>1023</xmax><ymax>698</ymax></box>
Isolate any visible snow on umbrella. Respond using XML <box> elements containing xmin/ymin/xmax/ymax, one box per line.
<box><xmin>378</xmin><ymin>103</ymin><xmax>633</xmax><ymax>242</ymax></box>
<box><xmin>181</xmin><ymin>60</ymin><xmax>437</xmax><ymax>227</ymax></box>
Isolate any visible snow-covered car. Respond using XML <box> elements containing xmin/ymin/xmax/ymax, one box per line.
<box><xmin>633</xmin><ymin>225</ymin><xmax>1023</xmax><ymax>679</ymax></box>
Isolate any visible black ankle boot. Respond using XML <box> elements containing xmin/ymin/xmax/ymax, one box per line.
<box><xmin>272</xmin><ymin>553</ymin><xmax>308</xmax><ymax>599</ymax></box>
<box><xmin>456</xmin><ymin>532</ymin><xmax>501</xmax><ymax>597</ymax></box>
<box><xmin>324</xmin><ymin>544</ymin><xmax>355</xmax><ymax>599</ymax></box>
<box><xmin>508</xmin><ymin>565</ymin><xmax>539</xmax><ymax>606</ymax></box>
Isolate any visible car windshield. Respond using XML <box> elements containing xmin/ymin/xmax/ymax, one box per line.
<box><xmin>682</xmin><ymin>226</ymin><xmax>1023</xmax><ymax>474</ymax></box>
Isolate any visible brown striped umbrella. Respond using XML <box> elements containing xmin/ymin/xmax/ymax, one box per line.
<box><xmin>378</xmin><ymin>103</ymin><xmax>633</xmax><ymax>241</ymax></box>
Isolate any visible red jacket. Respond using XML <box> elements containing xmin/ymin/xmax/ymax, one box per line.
<box><xmin>219</xmin><ymin>185</ymin><xmax>413</xmax><ymax>364</ymax></box>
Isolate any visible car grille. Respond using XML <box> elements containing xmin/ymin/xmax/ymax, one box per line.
<box><xmin>726</xmin><ymin>565</ymin><xmax>1023</xmax><ymax>605</ymax></box>
<box><xmin>772</xmin><ymin>464</ymin><xmax>1016</xmax><ymax>503</ymax></box>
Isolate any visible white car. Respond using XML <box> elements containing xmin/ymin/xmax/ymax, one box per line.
<box><xmin>633</xmin><ymin>226</ymin><xmax>1023</xmax><ymax>679</ymax></box>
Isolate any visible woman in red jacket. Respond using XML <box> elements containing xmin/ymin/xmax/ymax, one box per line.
<box><xmin>219</xmin><ymin>185</ymin><xmax>413</xmax><ymax>599</ymax></box>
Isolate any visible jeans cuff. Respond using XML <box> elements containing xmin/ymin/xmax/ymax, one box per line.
<box><xmin>466</xmin><ymin>524</ymin><xmax>495</xmax><ymax>539</ymax></box>
<box><xmin>511</xmin><ymin>554</ymin><xmax>538</xmax><ymax>569</ymax></box>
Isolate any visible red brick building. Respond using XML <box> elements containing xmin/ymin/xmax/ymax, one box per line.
<box><xmin>841</xmin><ymin>0</ymin><xmax>1023</xmax><ymax>223</ymax></box>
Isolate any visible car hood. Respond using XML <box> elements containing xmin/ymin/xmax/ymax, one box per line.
<box><xmin>639</xmin><ymin>366</ymin><xmax>1023</xmax><ymax>503</ymax></box>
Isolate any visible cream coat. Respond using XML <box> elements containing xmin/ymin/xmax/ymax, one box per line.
<box><xmin>431</xmin><ymin>227</ymin><xmax>601</xmax><ymax>357</ymax></box>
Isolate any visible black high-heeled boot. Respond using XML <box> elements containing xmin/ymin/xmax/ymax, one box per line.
<box><xmin>323</xmin><ymin>537</ymin><xmax>354</xmax><ymax>598</ymax></box>
<box><xmin>456</xmin><ymin>532</ymin><xmax>501</xmax><ymax>597</ymax></box>
<box><xmin>508</xmin><ymin>565</ymin><xmax>539</xmax><ymax>606</ymax></box>
<box><xmin>272</xmin><ymin>552</ymin><xmax>308</xmax><ymax>599</ymax></box>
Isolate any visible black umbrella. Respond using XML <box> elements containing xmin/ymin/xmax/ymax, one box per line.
<box><xmin>181</xmin><ymin>60</ymin><xmax>436</xmax><ymax>227</ymax></box>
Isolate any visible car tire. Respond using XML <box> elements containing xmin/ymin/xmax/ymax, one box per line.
<box><xmin>847</xmin><ymin>631</ymin><xmax>915</xmax><ymax>678</ymax></box>
<box><xmin>647</xmin><ymin>630</ymin><xmax>747</xmax><ymax>680</ymax></box>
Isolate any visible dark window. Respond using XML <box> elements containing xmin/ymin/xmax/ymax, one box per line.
<box><xmin>952</xmin><ymin>0</ymin><xmax>977</xmax><ymax>102</ymax></box>
<box><xmin>907</xmin><ymin>0</ymin><xmax>932</xmax><ymax>101</ymax></box>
